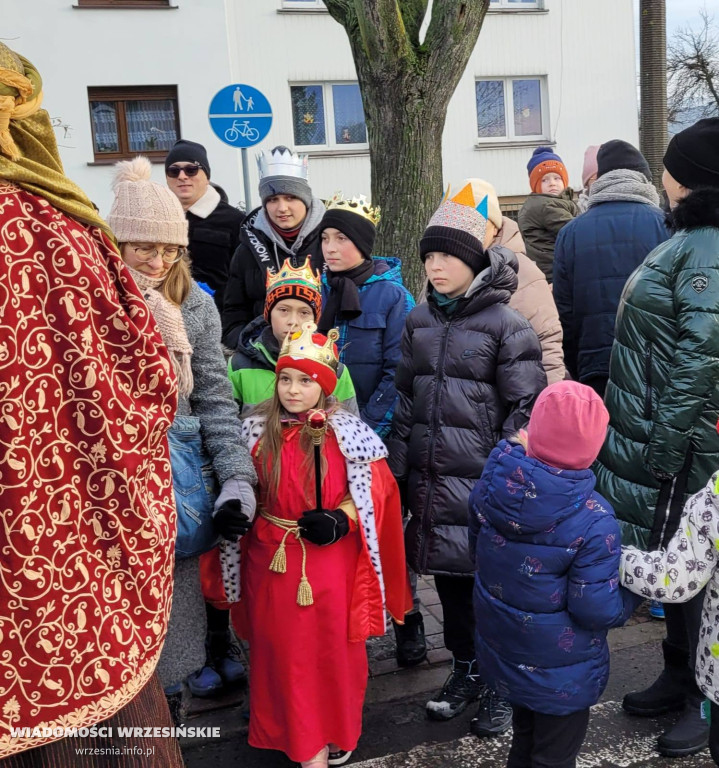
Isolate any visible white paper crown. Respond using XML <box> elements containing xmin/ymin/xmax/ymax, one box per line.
<box><xmin>256</xmin><ymin>146</ymin><xmax>308</xmax><ymax>180</ymax></box>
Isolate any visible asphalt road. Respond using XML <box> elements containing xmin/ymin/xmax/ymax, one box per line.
<box><xmin>181</xmin><ymin>624</ymin><xmax>716</xmax><ymax>767</ymax></box>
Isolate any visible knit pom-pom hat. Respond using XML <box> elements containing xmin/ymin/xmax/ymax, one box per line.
<box><xmin>526</xmin><ymin>381</ymin><xmax>609</xmax><ymax>470</ymax></box>
<box><xmin>527</xmin><ymin>146</ymin><xmax>569</xmax><ymax>193</ymax></box>
<box><xmin>108</xmin><ymin>156</ymin><xmax>189</xmax><ymax>246</ymax></box>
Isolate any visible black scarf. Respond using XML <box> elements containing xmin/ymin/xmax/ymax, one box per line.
<box><xmin>317</xmin><ymin>259</ymin><xmax>375</xmax><ymax>333</ymax></box>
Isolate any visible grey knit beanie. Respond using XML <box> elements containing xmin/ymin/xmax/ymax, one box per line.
<box><xmin>108</xmin><ymin>156</ymin><xmax>189</xmax><ymax>246</ymax></box>
<box><xmin>257</xmin><ymin>146</ymin><xmax>312</xmax><ymax>209</ymax></box>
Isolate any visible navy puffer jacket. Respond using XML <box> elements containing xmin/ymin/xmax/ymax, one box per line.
<box><xmin>469</xmin><ymin>441</ymin><xmax>636</xmax><ymax>715</ymax></box>
<box><xmin>388</xmin><ymin>246</ymin><xmax>546</xmax><ymax>576</ymax></box>
<box><xmin>553</xmin><ymin>195</ymin><xmax>669</xmax><ymax>382</ymax></box>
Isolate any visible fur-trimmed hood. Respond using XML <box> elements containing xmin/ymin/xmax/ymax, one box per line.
<box><xmin>672</xmin><ymin>186</ymin><xmax>719</xmax><ymax>231</ymax></box>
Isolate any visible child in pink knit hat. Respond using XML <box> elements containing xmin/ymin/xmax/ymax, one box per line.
<box><xmin>469</xmin><ymin>380</ymin><xmax>637</xmax><ymax>767</ymax></box>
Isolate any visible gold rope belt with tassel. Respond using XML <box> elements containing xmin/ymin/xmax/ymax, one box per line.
<box><xmin>260</xmin><ymin>509</ymin><xmax>314</xmax><ymax>607</ymax></box>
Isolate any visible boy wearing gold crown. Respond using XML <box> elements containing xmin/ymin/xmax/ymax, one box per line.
<box><xmin>317</xmin><ymin>193</ymin><xmax>414</xmax><ymax>438</ymax></box>
<box><xmin>227</xmin><ymin>256</ymin><xmax>358</xmax><ymax>416</ymax></box>
<box><xmin>228</xmin><ymin>323</ymin><xmax>411</xmax><ymax>768</ymax></box>
<box><xmin>388</xmin><ymin>184</ymin><xmax>546</xmax><ymax>737</ymax></box>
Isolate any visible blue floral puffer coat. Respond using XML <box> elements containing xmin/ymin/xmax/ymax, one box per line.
<box><xmin>468</xmin><ymin>441</ymin><xmax>637</xmax><ymax>715</ymax></box>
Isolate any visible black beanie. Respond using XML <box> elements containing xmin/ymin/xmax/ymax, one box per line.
<box><xmin>597</xmin><ymin>140</ymin><xmax>651</xmax><ymax>180</ymax></box>
<box><xmin>320</xmin><ymin>209</ymin><xmax>376</xmax><ymax>260</ymax></box>
<box><xmin>419</xmin><ymin>226</ymin><xmax>488</xmax><ymax>275</ymax></box>
<box><xmin>664</xmin><ymin>117</ymin><xmax>719</xmax><ymax>189</ymax></box>
<box><xmin>165</xmin><ymin>140</ymin><xmax>211</xmax><ymax>179</ymax></box>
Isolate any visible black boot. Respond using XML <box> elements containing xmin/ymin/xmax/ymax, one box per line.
<box><xmin>393</xmin><ymin>611</ymin><xmax>427</xmax><ymax>667</ymax></box>
<box><xmin>208</xmin><ymin>629</ymin><xmax>248</xmax><ymax>689</ymax></box>
<box><xmin>164</xmin><ymin>685</ymin><xmax>187</xmax><ymax>727</ymax></box>
<box><xmin>657</xmin><ymin>694</ymin><xmax>710</xmax><ymax>757</ymax></box>
<box><xmin>623</xmin><ymin>640</ymin><xmax>690</xmax><ymax>716</ymax></box>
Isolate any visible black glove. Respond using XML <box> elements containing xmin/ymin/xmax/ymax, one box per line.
<box><xmin>213</xmin><ymin>499</ymin><xmax>252</xmax><ymax>541</ymax></box>
<box><xmin>298</xmin><ymin>509</ymin><xmax>350</xmax><ymax>546</ymax></box>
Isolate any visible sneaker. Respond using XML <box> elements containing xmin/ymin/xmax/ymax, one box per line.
<box><xmin>426</xmin><ymin>659</ymin><xmax>485</xmax><ymax>721</ymax></box>
<box><xmin>649</xmin><ymin>600</ymin><xmax>665</xmax><ymax>620</ymax></box>
<box><xmin>328</xmin><ymin>747</ymin><xmax>352</xmax><ymax>765</ymax></box>
<box><xmin>186</xmin><ymin>665</ymin><xmax>223</xmax><ymax>698</ymax></box>
<box><xmin>470</xmin><ymin>688</ymin><xmax>513</xmax><ymax>737</ymax></box>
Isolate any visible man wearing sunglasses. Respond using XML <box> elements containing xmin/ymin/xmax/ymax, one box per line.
<box><xmin>165</xmin><ymin>139</ymin><xmax>242</xmax><ymax>314</ymax></box>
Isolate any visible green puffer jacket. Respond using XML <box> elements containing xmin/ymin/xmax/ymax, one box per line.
<box><xmin>595</xmin><ymin>188</ymin><xmax>719</xmax><ymax>550</ymax></box>
<box><xmin>518</xmin><ymin>188</ymin><xmax>578</xmax><ymax>283</ymax></box>
<box><xmin>227</xmin><ymin>316</ymin><xmax>358</xmax><ymax>417</ymax></box>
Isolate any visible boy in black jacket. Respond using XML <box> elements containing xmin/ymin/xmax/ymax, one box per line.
<box><xmin>388</xmin><ymin>183</ymin><xmax>546</xmax><ymax>737</ymax></box>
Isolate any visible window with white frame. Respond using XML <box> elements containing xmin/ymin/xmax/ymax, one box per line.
<box><xmin>475</xmin><ymin>77</ymin><xmax>548</xmax><ymax>142</ymax></box>
<box><xmin>290</xmin><ymin>83</ymin><xmax>368</xmax><ymax>150</ymax></box>
<box><xmin>489</xmin><ymin>0</ymin><xmax>541</xmax><ymax>8</ymax></box>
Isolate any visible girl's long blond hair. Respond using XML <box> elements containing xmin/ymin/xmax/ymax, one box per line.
<box><xmin>254</xmin><ymin>389</ymin><xmax>338</xmax><ymax>503</ymax></box>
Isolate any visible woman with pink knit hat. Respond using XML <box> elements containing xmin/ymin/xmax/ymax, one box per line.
<box><xmin>577</xmin><ymin>145</ymin><xmax>600</xmax><ymax>213</ymax></box>
<box><xmin>469</xmin><ymin>381</ymin><xmax>637</xmax><ymax>768</ymax></box>
<box><xmin>107</xmin><ymin>157</ymin><xmax>257</xmax><ymax>724</ymax></box>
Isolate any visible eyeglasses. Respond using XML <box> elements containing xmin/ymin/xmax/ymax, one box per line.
<box><xmin>129</xmin><ymin>244</ymin><xmax>186</xmax><ymax>264</ymax></box>
<box><xmin>166</xmin><ymin>163</ymin><xmax>204</xmax><ymax>178</ymax></box>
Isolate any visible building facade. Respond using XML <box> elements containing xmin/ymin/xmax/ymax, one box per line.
<box><xmin>6</xmin><ymin>0</ymin><xmax>638</xmax><ymax>217</ymax></box>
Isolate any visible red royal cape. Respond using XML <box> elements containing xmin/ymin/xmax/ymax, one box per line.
<box><xmin>0</xmin><ymin>184</ymin><xmax>177</xmax><ymax>758</ymax></box>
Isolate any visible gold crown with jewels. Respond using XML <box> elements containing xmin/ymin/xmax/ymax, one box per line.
<box><xmin>265</xmin><ymin>256</ymin><xmax>321</xmax><ymax>293</ymax></box>
<box><xmin>279</xmin><ymin>322</ymin><xmax>340</xmax><ymax>372</ymax></box>
<box><xmin>325</xmin><ymin>192</ymin><xmax>381</xmax><ymax>225</ymax></box>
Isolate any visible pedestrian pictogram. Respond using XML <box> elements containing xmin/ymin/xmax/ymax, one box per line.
<box><xmin>208</xmin><ymin>84</ymin><xmax>272</xmax><ymax>148</ymax></box>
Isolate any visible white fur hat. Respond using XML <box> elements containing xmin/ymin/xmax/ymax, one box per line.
<box><xmin>108</xmin><ymin>156</ymin><xmax>188</xmax><ymax>246</ymax></box>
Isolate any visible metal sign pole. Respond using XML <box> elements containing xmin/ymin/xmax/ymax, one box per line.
<box><xmin>241</xmin><ymin>147</ymin><xmax>252</xmax><ymax>211</ymax></box>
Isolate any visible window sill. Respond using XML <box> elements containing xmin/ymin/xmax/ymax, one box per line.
<box><xmin>299</xmin><ymin>148</ymin><xmax>369</xmax><ymax>158</ymax></box>
<box><xmin>73</xmin><ymin>2</ymin><xmax>176</xmax><ymax>8</ymax></box>
<box><xmin>277</xmin><ymin>7</ymin><xmax>329</xmax><ymax>13</ymax></box>
<box><xmin>486</xmin><ymin>8</ymin><xmax>548</xmax><ymax>14</ymax></box>
<box><xmin>87</xmin><ymin>157</ymin><xmax>168</xmax><ymax>166</ymax></box>
<box><xmin>475</xmin><ymin>139</ymin><xmax>554</xmax><ymax>150</ymax></box>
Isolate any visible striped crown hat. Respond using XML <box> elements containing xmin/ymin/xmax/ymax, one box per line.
<box><xmin>419</xmin><ymin>183</ymin><xmax>490</xmax><ymax>274</ymax></box>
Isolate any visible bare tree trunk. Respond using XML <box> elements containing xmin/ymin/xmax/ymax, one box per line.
<box><xmin>640</xmin><ymin>0</ymin><xmax>667</xmax><ymax>190</ymax></box>
<box><xmin>325</xmin><ymin>0</ymin><xmax>489</xmax><ymax>296</ymax></box>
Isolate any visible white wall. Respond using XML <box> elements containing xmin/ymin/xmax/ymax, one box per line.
<box><xmin>6</xmin><ymin>0</ymin><xmax>638</xmax><ymax>215</ymax></box>
<box><xmin>449</xmin><ymin>0</ymin><xmax>639</xmax><ymax>195</ymax></box>
<box><xmin>5</xmin><ymin>1</ymin><xmax>241</xmax><ymax>217</ymax></box>
<box><xmin>233</xmin><ymin>0</ymin><xmax>639</xmax><ymax>201</ymax></box>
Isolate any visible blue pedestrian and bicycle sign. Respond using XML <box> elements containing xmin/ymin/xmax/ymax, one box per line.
<box><xmin>208</xmin><ymin>84</ymin><xmax>272</xmax><ymax>148</ymax></box>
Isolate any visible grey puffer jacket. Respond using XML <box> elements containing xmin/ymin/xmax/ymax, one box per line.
<box><xmin>157</xmin><ymin>281</ymin><xmax>255</xmax><ymax>689</ymax></box>
<box><xmin>387</xmin><ymin>246</ymin><xmax>547</xmax><ymax>576</ymax></box>
<box><xmin>179</xmin><ymin>281</ymin><xmax>256</xmax><ymax>486</ymax></box>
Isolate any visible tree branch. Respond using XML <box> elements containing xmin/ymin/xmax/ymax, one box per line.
<box><xmin>424</xmin><ymin>0</ymin><xmax>489</xmax><ymax>85</ymax></box>
<box><xmin>398</xmin><ymin>0</ymin><xmax>430</xmax><ymax>48</ymax></box>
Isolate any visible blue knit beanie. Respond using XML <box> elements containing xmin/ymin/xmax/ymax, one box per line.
<box><xmin>527</xmin><ymin>146</ymin><xmax>568</xmax><ymax>193</ymax></box>
<box><xmin>527</xmin><ymin>146</ymin><xmax>563</xmax><ymax>174</ymax></box>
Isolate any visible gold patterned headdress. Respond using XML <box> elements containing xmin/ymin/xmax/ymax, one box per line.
<box><xmin>325</xmin><ymin>192</ymin><xmax>381</xmax><ymax>225</ymax></box>
<box><xmin>276</xmin><ymin>322</ymin><xmax>340</xmax><ymax>395</ymax></box>
<box><xmin>264</xmin><ymin>256</ymin><xmax>322</xmax><ymax>321</ymax></box>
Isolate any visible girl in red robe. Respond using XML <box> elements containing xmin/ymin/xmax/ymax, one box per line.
<box><xmin>227</xmin><ymin>322</ymin><xmax>411</xmax><ymax>767</ymax></box>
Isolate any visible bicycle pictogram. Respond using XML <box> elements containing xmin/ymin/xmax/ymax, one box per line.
<box><xmin>224</xmin><ymin>120</ymin><xmax>260</xmax><ymax>143</ymax></box>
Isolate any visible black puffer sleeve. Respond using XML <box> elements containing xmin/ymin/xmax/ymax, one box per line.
<box><xmin>495</xmin><ymin>313</ymin><xmax>547</xmax><ymax>438</ymax></box>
